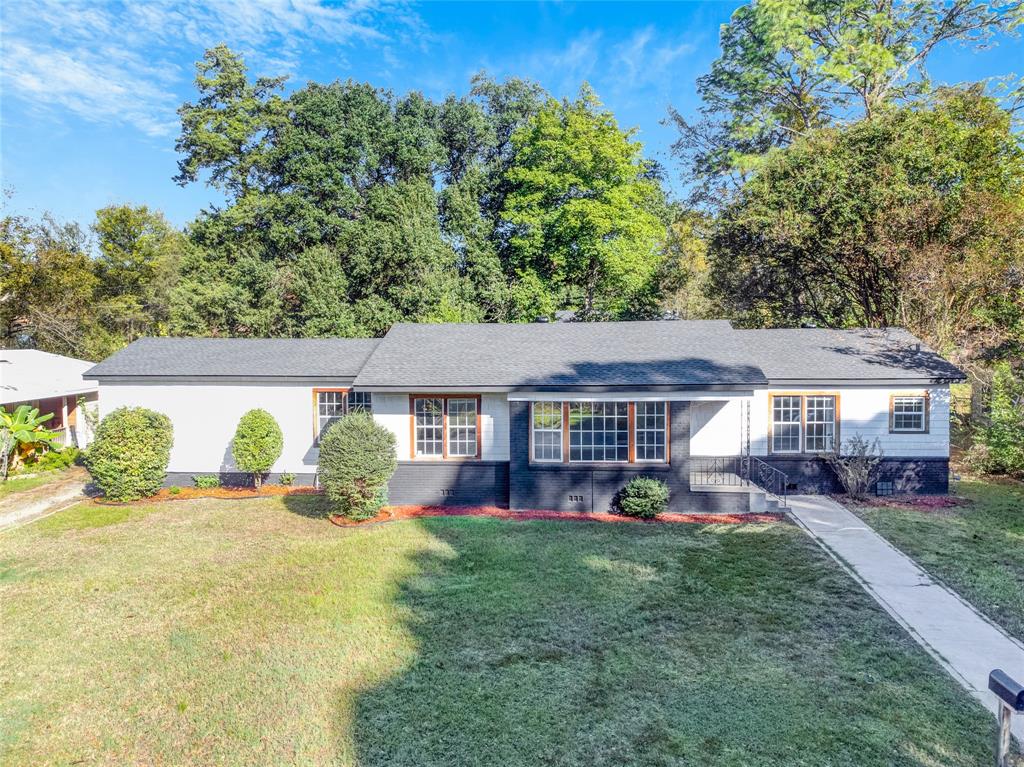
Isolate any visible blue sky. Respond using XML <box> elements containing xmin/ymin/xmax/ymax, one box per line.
<box><xmin>1</xmin><ymin>0</ymin><xmax>1021</xmax><ymax>231</ymax></box>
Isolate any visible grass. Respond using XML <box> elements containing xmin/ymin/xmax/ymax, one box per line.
<box><xmin>0</xmin><ymin>471</ymin><xmax>65</xmax><ymax>498</ymax></box>
<box><xmin>860</xmin><ymin>478</ymin><xmax>1024</xmax><ymax>641</ymax></box>
<box><xmin>0</xmin><ymin>495</ymin><xmax>997</xmax><ymax>766</ymax></box>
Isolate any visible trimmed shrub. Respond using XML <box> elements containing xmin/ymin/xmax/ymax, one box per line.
<box><xmin>169</xmin><ymin>486</ymin><xmax>182</xmax><ymax>495</ymax></box>
<box><xmin>318</xmin><ymin>411</ymin><xmax>397</xmax><ymax>520</ymax></box>
<box><xmin>231</xmin><ymin>409</ymin><xmax>283</xmax><ymax>488</ymax></box>
<box><xmin>279</xmin><ymin>472</ymin><xmax>296</xmax><ymax>486</ymax></box>
<box><xmin>616</xmin><ymin>476</ymin><xmax>670</xmax><ymax>519</ymax></box>
<box><xmin>193</xmin><ymin>475</ymin><xmax>221</xmax><ymax>489</ymax></box>
<box><xmin>85</xmin><ymin>407</ymin><xmax>173</xmax><ymax>501</ymax></box>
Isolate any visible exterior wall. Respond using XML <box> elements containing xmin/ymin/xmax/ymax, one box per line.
<box><xmin>99</xmin><ymin>381</ymin><xmax>330</xmax><ymax>478</ymax></box>
<box><xmin>508</xmin><ymin>400</ymin><xmax>749</xmax><ymax>514</ymax></box>
<box><xmin>371</xmin><ymin>392</ymin><xmax>509</xmax><ymax>461</ymax></box>
<box><xmin>691</xmin><ymin>399</ymin><xmax>743</xmax><ymax>456</ymax></box>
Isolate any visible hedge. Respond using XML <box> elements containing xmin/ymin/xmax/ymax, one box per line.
<box><xmin>231</xmin><ymin>409</ymin><xmax>283</xmax><ymax>488</ymax></box>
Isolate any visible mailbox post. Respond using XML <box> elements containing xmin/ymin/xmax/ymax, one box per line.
<box><xmin>988</xmin><ymin>669</ymin><xmax>1024</xmax><ymax>766</ymax></box>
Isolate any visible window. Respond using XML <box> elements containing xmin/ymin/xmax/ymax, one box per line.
<box><xmin>411</xmin><ymin>396</ymin><xmax>481</xmax><ymax>459</ymax></box>
<box><xmin>892</xmin><ymin>396</ymin><xmax>927</xmax><ymax>433</ymax></box>
<box><xmin>447</xmin><ymin>398</ymin><xmax>478</xmax><ymax>457</ymax></box>
<box><xmin>771</xmin><ymin>396</ymin><xmax>803</xmax><ymax>453</ymax></box>
<box><xmin>804</xmin><ymin>396</ymin><xmax>836</xmax><ymax>452</ymax></box>
<box><xmin>532</xmin><ymin>401</ymin><xmax>563</xmax><ymax>462</ymax></box>
<box><xmin>316</xmin><ymin>390</ymin><xmax>346</xmax><ymax>440</ymax></box>
<box><xmin>414</xmin><ymin>398</ymin><xmax>444</xmax><ymax>457</ymax></box>
<box><xmin>348</xmin><ymin>391</ymin><xmax>372</xmax><ymax>413</ymax></box>
<box><xmin>569</xmin><ymin>401</ymin><xmax>628</xmax><ymax>462</ymax></box>
<box><xmin>634</xmin><ymin>401</ymin><xmax>667</xmax><ymax>462</ymax></box>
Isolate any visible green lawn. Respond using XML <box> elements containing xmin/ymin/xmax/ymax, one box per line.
<box><xmin>860</xmin><ymin>479</ymin><xmax>1024</xmax><ymax>641</ymax></box>
<box><xmin>0</xmin><ymin>495</ymin><xmax>997</xmax><ymax>766</ymax></box>
<box><xmin>0</xmin><ymin>470</ymin><xmax>66</xmax><ymax>498</ymax></box>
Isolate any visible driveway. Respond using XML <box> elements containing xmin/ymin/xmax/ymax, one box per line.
<box><xmin>790</xmin><ymin>494</ymin><xmax>1024</xmax><ymax>740</ymax></box>
<box><xmin>0</xmin><ymin>467</ymin><xmax>89</xmax><ymax>531</ymax></box>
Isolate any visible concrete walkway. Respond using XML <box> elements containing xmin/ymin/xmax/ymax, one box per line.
<box><xmin>790</xmin><ymin>494</ymin><xmax>1024</xmax><ymax>739</ymax></box>
<box><xmin>0</xmin><ymin>468</ymin><xmax>89</xmax><ymax>531</ymax></box>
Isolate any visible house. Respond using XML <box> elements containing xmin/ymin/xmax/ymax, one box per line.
<box><xmin>83</xmin><ymin>321</ymin><xmax>964</xmax><ymax>512</ymax></box>
<box><xmin>1</xmin><ymin>349</ymin><xmax>99</xmax><ymax>448</ymax></box>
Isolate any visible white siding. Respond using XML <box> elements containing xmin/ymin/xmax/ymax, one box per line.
<box><xmin>371</xmin><ymin>392</ymin><xmax>510</xmax><ymax>461</ymax></box>
<box><xmin>99</xmin><ymin>381</ymin><xmax>330</xmax><ymax>474</ymax></box>
<box><xmin>750</xmin><ymin>385</ymin><xmax>949</xmax><ymax>457</ymax></box>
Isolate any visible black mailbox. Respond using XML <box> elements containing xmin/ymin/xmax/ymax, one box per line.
<box><xmin>989</xmin><ymin>669</ymin><xmax>1024</xmax><ymax>711</ymax></box>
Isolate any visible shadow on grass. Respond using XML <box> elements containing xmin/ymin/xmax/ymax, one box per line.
<box><xmin>281</xmin><ymin>492</ymin><xmax>333</xmax><ymax>520</ymax></box>
<box><xmin>344</xmin><ymin>516</ymin><xmax>996</xmax><ymax>767</ymax></box>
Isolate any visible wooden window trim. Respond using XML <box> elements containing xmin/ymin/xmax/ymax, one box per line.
<box><xmin>768</xmin><ymin>392</ymin><xmax>841</xmax><ymax>456</ymax></box>
<box><xmin>409</xmin><ymin>394</ymin><xmax>482</xmax><ymax>461</ymax></box>
<box><xmin>528</xmin><ymin>399</ymin><xmax>671</xmax><ymax>467</ymax></box>
<box><xmin>889</xmin><ymin>392</ymin><xmax>930</xmax><ymax>434</ymax></box>
<box><xmin>312</xmin><ymin>387</ymin><xmax>349</xmax><ymax>443</ymax></box>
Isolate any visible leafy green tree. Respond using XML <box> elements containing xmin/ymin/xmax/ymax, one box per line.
<box><xmin>502</xmin><ymin>85</ymin><xmax>669</xmax><ymax>319</ymax></box>
<box><xmin>0</xmin><ymin>405</ymin><xmax>61</xmax><ymax>478</ymax></box>
<box><xmin>708</xmin><ymin>88</ymin><xmax>1024</xmax><ymax>368</ymax></box>
<box><xmin>231</xmin><ymin>409</ymin><xmax>283</xmax><ymax>488</ymax></box>
<box><xmin>673</xmin><ymin>0</ymin><xmax>1024</xmax><ymax>188</ymax></box>
<box><xmin>972</xmin><ymin>362</ymin><xmax>1024</xmax><ymax>476</ymax></box>
<box><xmin>92</xmin><ymin>204</ymin><xmax>186</xmax><ymax>344</ymax></box>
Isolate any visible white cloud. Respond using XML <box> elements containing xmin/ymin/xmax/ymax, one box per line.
<box><xmin>0</xmin><ymin>0</ymin><xmax>419</xmax><ymax>137</ymax></box>
<box><xmin>613</xmin><ymin>26</ymin><xmax>696</xmax><ymax>88</ymax></box>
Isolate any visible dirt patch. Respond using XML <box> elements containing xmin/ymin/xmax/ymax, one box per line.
<box><xmin>93</xmin><ymin>485</ymin><xmax>319</xmax><ymax>505</ymax></box>
<box><xmin>841</xmin><ymin>493</ymin><xmax>970</xmax><ymax>514</ymax></box>
<box><xmin>329</xmin><ymin>504</ymin><xmax>786</xmax><ymax>527</ymax></box>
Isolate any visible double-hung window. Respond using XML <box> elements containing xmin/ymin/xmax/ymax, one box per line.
<box><xmin>530</xmin><ymin>401</ymin><xmax>668</xmax><ymax>464</ymax></box>
<box><xmin>771</xmin><ymin>396</ymin><xmax>803</xmax><ymax>453</ymax></box>
<box><xmin>532</xmin><ymin>401</ymin><xmax>563</xmax><ymax>462</ymax></box>
<box><xmin>412</xmin><ymin>396</ymin><xmax>479</xmax><ymax>459</ymax></box>
<box><xmin>804</xmin><ymin>396</ymin><xmax>836</xmax><ymax>452</ymax></box>
<box><xmin>771</xmin><ymin>394</ymin><xmax>839</xmax><ymax>454</ymax></box>
<box><xmin>315</xmin><ymin>389</ymin><xmax>373</xmax><ymax>442</ymax></box>
<box><xmin>891</xmin><ymin>395</ymin><xmax>927</xmax><ymax>433</ymax></box>
<box><xmin>316</xmin><ymin>390</ymin><xmax>346</xmax><ymax>441</ymax></box>
<box><xmin>634</xmin><ymin>401</ymin><xmax>667</xmax><ymax>462</ymax></box>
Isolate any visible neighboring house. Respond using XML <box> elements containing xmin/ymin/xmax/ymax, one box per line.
<box><xmin>84</xmin><ymin>321</ymin><xmax>964</xmax><ymax>512</ymax></box>
<box><xmin>1</xmin><ymin>349</ymin><xmax>99</xmax><ymax>448</ymax></box>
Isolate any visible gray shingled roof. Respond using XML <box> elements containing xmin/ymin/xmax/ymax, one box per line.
<box><xmin>353</xmin><ymin>321</ymin><xmax>768</xmax><ymax>389</ymax></box>
<box><xmin>84</xmin><ymin>337</ymin><xmax>380</xmax><ymax>379</ymax></box>
<box><xmin>737</xmin><ymin>327</ymin><xmax>965</xmax><ymax>382</ymax></box>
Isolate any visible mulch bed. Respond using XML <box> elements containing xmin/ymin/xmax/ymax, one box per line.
<box><xmin>840</xmin><ymin>494</ymin><xmax>969</xmax><ymax>513</ymax></box>
<box><xmin>329</xmin><ymin>505</ymin><xmax>785</xmax><ymax>527</ymax></box>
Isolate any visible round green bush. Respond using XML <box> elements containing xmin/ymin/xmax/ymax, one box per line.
<box><xmin>616</xmin><ymin>476</ymin><xmax>670</xmax><ymax>519</ymax></box>
<box><xmin>85</xmin><ymin>407</ymin><xmax>173</xmax><ymax>501</ymax></box>
<box><xmin>231</xmin><ymin>408</ymin><xmax>283</xmax><ymax>488</ymax></box>
<box><xmin>318</xmin><ymin>411</ymin><xmax>397</xmax><ymax>520</ymax></box>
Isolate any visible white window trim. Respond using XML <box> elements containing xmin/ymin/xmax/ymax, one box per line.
<box><xmin>414</xmin><ymin>397</ymin><xmax>444</xmax><ymax>458</ymax></box>
<box><xmin>771</xmin><ymin>395</ymin><xmax>803</xmax><ymax>454</ymax></box>
<box><xmin>531</xmin><ymin>401</ymin><xmax>564</xmax><ymax>463</ymax></box>
<box><xmin>633</xmin><ymin>401</ymin><xmax>668</xmax><ymax>464</ymax></box>
<box><xmin>567</xmin><ymin>401</ymin><xmax>629</xmax><ymax>464</ymax></box>
<box><xmin>891</xmin><ymin>395</ymin><xmax>928</xmax><ymax>433</ymax></box>
<box><xmin>803</xmin><ymin>395</ymin><xmax>836</xmax><ymax>453</ymax></box>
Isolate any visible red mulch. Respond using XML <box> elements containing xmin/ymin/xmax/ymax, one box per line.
<box><xmin>329</xmin><ymin>504</ymin><xmax>785</xmax><ymax>527</ymax></box>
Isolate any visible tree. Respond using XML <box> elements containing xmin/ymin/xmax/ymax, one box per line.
<box><xmin>501</xmin><ymin>85</ymin><xmax>669</xmax><ymax>320</ymax></box>
<box><xmin>317</xmin><ymin>411</ymin><xmax>397</xmax><ymax>520</ymax></box>
<box><xmin>92</xmin><ymin>204</ymin><xmax>186</xmax><ymax>344</ymax></box>
<box><xmin>707</xmin><ymin>88</ymin><xmax>1024</xmax><ymax>369</ymax></box>
<box><xmin>231</xmin><ymin>409</ymin><xmax>283</xmax><ymax>488</ymax></box>
<box><xmin>85</xmin><ymin>407</ymin><xmax>173</xmax><ymax>501</ymax></box>
<box><xmin>972</xmin><ymin>362</ymin><xmax>1024</xmax><ymax>476</ymax></box>
<box><xmin>673</xmin><ymin>0</ymin><xmax>1024</xmax><ymax>191</ymax></box>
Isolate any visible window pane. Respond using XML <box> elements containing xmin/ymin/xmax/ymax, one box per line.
<box><xmin>635</xmin><ymin>401</ymin><xmax>667</xmax><ymax>462</ymax></box>
<box><xmin>772</xmin><ymin>396</ymin><xmax>802</xmax><ymax>453</ymax></box>
<box><xmin>893</xmin><ymin>397</ymin><xmax>925</xmax><ymax>431</ymax></box>
<box><xmin>447</xmin><ymin>398</ymin><xmax>478</xmax><ymax>457</ymax></box>
<box><xmin>532</xmin><ymin>402</ymin><xmax>563</xmax><ymax>462</ymax></box>
<box><xmin>569</xmin><ymin>401</ymin><xmax>628</xmax><ymax>462</ymax></box>
<box><xmin>415</xmin><ymin>398</ymin><xmax>443</xmax><ymax>456</ymax></box>
<box><xmin>805</xmin><ymin>396</ymin><xmax>836</xmax><ymax>452</ymax></box>
<box><xmin>318</xmin><ymin>390</ymin><xmax>346</xmax><ymax>440</ymax></box>
<box><xmin>349</xmin><ymin>391</ymin><xmax>372</xmax><ymax>413</ymax></box>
